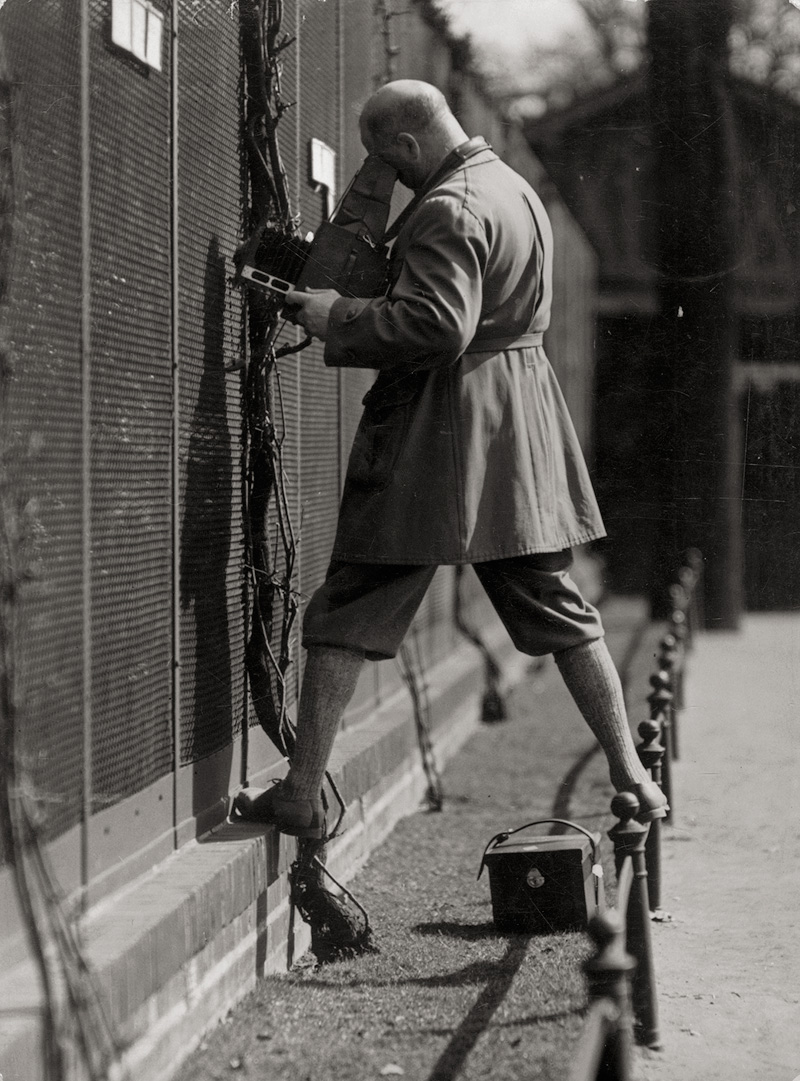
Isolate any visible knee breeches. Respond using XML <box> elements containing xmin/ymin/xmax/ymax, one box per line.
<box><xmin>302</xmin><ymin>550</ymin><xmax>604</xmax><ymax>661</ymax></box>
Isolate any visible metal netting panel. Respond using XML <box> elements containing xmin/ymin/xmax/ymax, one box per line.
<box><xmin>457</xmin><ymin>81</ymin><xmax>503</xmax><ymax>147</ymax></box>
<box><xmin>342</xmin><ymin>0</ymin><xmax>374</xmax><ymax>173</ymax></box>
<box><xmin>411</xmin><ymin>566</ymin><xmax>457</xmax><ymax>667</ymax></box>
<box><xmin>296</xmin><ymin>0</ymin><xmax>341</xmax><ymax>611</ymax></box>
<box><xmin>544</xmin><ymin>200</ymin><xmax>597</xmax><ymax>453</ymax></box>
<box><xmin>177</xmin><ymin>1</ymin><xmax>247</xmax><ymax>764</ymax></box>
<box><xmin>393</xmin><ymin>9</ymin><xmax>450</xmax><ymax>88</ymax></box>
<box><xmin>339</xmin><ymin>0</ymin><xmax>380</xmax><ymax>620</ymax></box>
<box><xmin>1</xmin><ymin>0</ymin><xmax>86</xmax><ymax>843</ymax></box>
<box><xmin>272</xmin><ymin>2</ymin><xmax>302</xmax><ymax>715</ymax></box>
<box><xmin>741</xmin><ymin>380</ymin><xmax>800</xmax><ymax>610</ymax></box>
<box><xmin>87</xmin><ymin>0</ymin><xmax>173</xmax><ymax>806</ymax></box>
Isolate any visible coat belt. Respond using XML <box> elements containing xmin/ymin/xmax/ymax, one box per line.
<box><xmin>463</xmin><ymin>332</ymin><xmax>543</xmax><ymax>354</ymax></box>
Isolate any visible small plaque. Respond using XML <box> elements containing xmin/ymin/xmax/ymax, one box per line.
<box><xmin>309</xmin><ymin>138</ymin><xmax>337</xmax><ymax>219</ymax></box>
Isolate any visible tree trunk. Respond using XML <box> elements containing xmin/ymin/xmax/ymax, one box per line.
<box><xmin>648</xmin><ymin>0</ymin><xmax>743</xmax><ymax>627</ymax></box>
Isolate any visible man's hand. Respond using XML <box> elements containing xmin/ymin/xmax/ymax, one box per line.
<box><xmin>284</xmin><ymin>287</ymin><xmax>341</xmax><ymax>341</ymax></box>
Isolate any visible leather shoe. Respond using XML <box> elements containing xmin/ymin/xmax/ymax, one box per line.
<box><xmin>630</xmin><ymin>780</ymin><xmax>669</xmax><ymax>823</ymax></box>
<box><xmin>231</xmin><ymin>781</ymin><xmax>325</xmax><ymax>839</ymax></box>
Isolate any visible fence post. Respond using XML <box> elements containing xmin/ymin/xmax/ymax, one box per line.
<box><xmin>670</xmin><ymin>606</ymin><xmax>688</xmax><ymax>710</ymax></box>
<box><xmin>658</xmin><ymin>631</ymin><xmax>679</xmax><ymax>761</ymax></box>
<box><xmin>681</xmin><ymin>547</ymin><xmax>705</xmax><ymax>642</ymax></box>
<box><xmin>636</xmin><ymin>719</ymin><xmax>665</xmax><ymax>914</ymax></box>
<box><xmin>647</xmin><ymin>671</ymin><xmax>673</xmax><ymax>824</ymax></box>
<box><xmin>668</xmin><ymin>585</ymin><xmax>689</xmax><ymax>760</ymax></box>
<box><xmin>582</xmin><ymin>910</ymin><xmax>636</xmax><ymax>1081</ymax></box>
<box><xmin>608</xmin><ymin>793</ymin><xmax>661</xmax><ymax>1049</ymax></box>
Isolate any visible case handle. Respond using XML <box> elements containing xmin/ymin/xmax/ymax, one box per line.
<box><xmin>477</xmin><ymin>818</ymin><xmax>602</xmax><ymax>881</ymax></box>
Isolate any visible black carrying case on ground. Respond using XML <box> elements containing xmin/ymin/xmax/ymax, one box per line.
<box><xmin>478</xmin><ymin>819</ymin><xmax>605</xmax><ymax>934</ymax></box>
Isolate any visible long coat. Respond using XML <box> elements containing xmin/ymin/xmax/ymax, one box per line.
<box><xmin>323</xmin><ymin>138</ymin><xmax>606</xmax><ymax>565</ymax></box>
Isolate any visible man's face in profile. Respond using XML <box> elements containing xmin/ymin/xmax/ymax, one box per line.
<box><xmin>359</xmin><ymin>118</ymin><xmax>420</xmax><ymax>191</ymax></box>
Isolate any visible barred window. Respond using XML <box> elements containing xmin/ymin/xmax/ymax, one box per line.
<box><xmin>111</xmin><ymin>0</ymin><xmax>164</xmax><ymax>72</ymax></box>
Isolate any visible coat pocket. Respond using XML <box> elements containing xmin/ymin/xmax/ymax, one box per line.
<box><xmin>349</xmin><ymin>377</ymin><xmax>424</xmax><ymax>492</ymax></box>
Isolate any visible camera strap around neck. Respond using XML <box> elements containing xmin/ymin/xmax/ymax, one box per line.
<box><xmin>384</xmin><ymin>136</ymin><xmax>492</xmax><ymax>242</ymax></box>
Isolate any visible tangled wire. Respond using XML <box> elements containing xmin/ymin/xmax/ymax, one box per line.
<box><xmin>237</xmin><ymin>0</ymin><xmax>383</xmax><ymax>963</ymax></box>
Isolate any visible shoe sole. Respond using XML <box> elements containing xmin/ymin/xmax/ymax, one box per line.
<box><xmin>230</xmin><ymin>796</ymin><xmax>325</xmax><ymax>839</ymax></box>
<box><xmin>636</xmin><ymin>805</ymin><xmax>669</xmax><ymax>824</ymax></box>
<box><xmin>278</xmin><ymin>824</ymin><xmax>325</xmax><ymax>840</ymax></box>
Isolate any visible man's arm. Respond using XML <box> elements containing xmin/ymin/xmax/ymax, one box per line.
<box><xmin>287</xmin><ymin>195</ymin><xmax>488</xmax><ymax>370</ymax></box>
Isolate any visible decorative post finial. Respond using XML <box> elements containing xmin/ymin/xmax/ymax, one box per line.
<box><xmin>637</xmin><ymin>720</ymin><xmax>666</xmax><ymax>912</ymax></box>
<box><xmin>608</xmin><ymin>796</ymin><xmax>661</xmax><ymax>1050</ymax></box>
<box><xmin>583</xmin><ymin>911</ymin><xmax>635</xmax><ymax>1081</ymax></box>
<box><xmin>647</xmin><ymin>671</ymin><xmax>674</xmax><ymax>822</ymax></box>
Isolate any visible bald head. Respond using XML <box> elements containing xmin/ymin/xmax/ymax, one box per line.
<box><xmin>361</xmin><ymin>81</ymin><xmax>451</xmax><ymax>143</ymax></box>
<box><xmin>359</xmin><ymin>80</ymin><xmax>468</xmax><ymax>191</ymax></box>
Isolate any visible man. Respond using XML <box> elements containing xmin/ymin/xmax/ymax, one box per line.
<box><xmin>233</xmin><ymin>80</ymin><xmax>666</xmax><ymax>838</ymax></box>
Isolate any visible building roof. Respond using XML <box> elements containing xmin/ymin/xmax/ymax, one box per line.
<box><xmin>525</xmin><ymin>72</ymin><xmax>800</xmax><ymax>316</ymax></box>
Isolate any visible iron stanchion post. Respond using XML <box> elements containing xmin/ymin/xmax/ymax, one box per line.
<box><xmin>582</xmin><ymin>910</ymin><xmax>636</xmax><ymax>1081</ymax></box>
<box><xmin>658</xmin><ymin>632</ymin><xmax>679</xmax><ymax>762</ymax></box>
<box><xmin>682</xmin><ymin>547</ymin><xmax>705</xmax><ymax>639</ymax></box>
<box><xmin>636</xmin><ymin>718</ymin><xmax>665</xmax><ymax>914</ymax></box>
<box><xmin>608</xmin><ymin>793</ymin><xmax>661</xmax><ymax>1049</ymax></box>
<box><xmin>669</xmin><ymin>609</ymin><xmax>688</xmax><ymax>761</ymax></box>
<box><xmin>670</xmin><ymin>610</ymin><xmax>687</xmax><ymax>703</ymax></box>
<box><xmin>648</xmin><ymin>671</ymin><xmax>673</xmax><ymax>824</ymax></box>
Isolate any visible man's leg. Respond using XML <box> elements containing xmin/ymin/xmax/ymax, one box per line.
<box><xmin>284</xmin><ymin>644</ymin><xmax>365</xmax><ymax>801</ymax></box>
<box><xmin>552</xmin><ymin>636</ymin><xmax>652</xmax><ymax>793</ymax></box>
<box><xmin>474</xmin><ymin>551</ymin><xmax>667</xmax><ymax>820</ymax></box>
<box><xmin>233</xmin><ymin>561</ymin><xmax>437</xmax><ymax>836</ymax></box>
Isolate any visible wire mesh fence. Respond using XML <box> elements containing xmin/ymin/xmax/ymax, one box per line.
<box><xmin>0</xmin><ymin>0</ymin><xmax>599</xmax><ymax>904</ymax></box>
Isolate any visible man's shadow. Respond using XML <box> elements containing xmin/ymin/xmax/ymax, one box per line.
<box><xmin>180</xmin><ymin>237</ymin><xmax>237</xmax><ymax>821</ymax></box>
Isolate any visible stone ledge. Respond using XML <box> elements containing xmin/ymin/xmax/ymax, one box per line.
<box><xmin>0</xmin><ymin>621</ymin><xmax>521</xmax><ymax>1081</ymax></box>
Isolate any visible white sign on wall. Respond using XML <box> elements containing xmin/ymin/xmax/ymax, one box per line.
<box><xmin>309</xmin><ymin>138</ymin><xmax>337</xmax><ymax>220</ymax></box>
<box><xmin>111</xmin><ymin>0</ymin><xmax>164</xmax><ymax>72</ymax></box>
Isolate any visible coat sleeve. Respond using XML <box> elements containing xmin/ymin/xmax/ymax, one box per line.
<box><xmin>323</xmin><ymin>194</ymin><xmax>488</xmax><ymax>371</ymax></box>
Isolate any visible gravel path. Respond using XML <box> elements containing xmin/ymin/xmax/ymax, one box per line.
<box><xmin>175</xmin><ymin>606</ymin><xmax>799</xmax><ymax>1081</ymax></box>
<box><xmin>175</xmin><ymin>599</ymin><xmax>649</xmax><ymax>1081</ymax></box>
<box><xmin>636</xmin><ymin>613</ymin><xmax>800</xmax><ymax>1081</ymax></box>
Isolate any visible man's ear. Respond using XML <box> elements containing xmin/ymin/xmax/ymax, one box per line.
<box><xmin>396</xmin><ymin>132</ymin><xmax>421</xmax><ymax>159</ymax></box>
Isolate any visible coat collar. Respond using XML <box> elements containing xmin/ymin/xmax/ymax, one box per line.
<box><xmin>385</xmin><ymin>137</ymin><xmax>493</xmax><ymax>241</ymax></box>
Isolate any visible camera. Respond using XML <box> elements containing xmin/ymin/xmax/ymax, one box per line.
<box><xmin>238</xmin><ymin>155</ymin><xmax>398</xmax><ymax>302</ymax></box>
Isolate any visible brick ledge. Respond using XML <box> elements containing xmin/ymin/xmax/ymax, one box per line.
<box><xmin>0</xmin><ymin>621</ymin><xmax>524</xmax><ymax>1081</ymax></box>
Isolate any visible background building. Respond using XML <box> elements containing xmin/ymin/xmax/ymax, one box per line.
<box><xmin>525</xmin><ymin>0</ymin><xmax>800</xmax><ymax>617</ymax></box>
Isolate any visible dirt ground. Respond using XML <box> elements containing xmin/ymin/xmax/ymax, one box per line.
<box><xmin>634</xmin><ymin>614</ymin><xmax>800</xmax><ymax>1081</ymax></box>
<box><xmin>176</xmin><ymin>610</ymin><xmax>799</xmax><ymax>1081</ymax></box>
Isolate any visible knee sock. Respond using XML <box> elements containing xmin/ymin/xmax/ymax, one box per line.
<box><xmin>285</xmin><ymin>645</ymin><xmax>364</xmax><ymax>800</ymax></box>
<box><xmin>553</xmin><ymin>637</ymin><xmax>651</xmax><ymax>792</ymax></box>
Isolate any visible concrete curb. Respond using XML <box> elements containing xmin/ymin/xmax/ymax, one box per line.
<box><xmin>0</xmin><ymin>623</ymin><xmax>527</xmax><ymax>1081</ymax></box>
